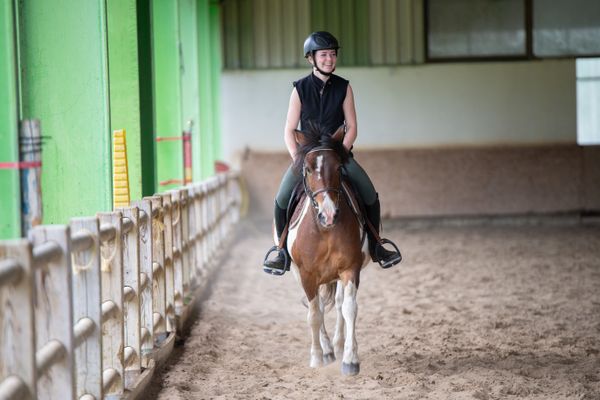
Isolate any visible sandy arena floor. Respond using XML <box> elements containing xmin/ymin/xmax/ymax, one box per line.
<box><xmin>146</xmin><ymin>217</ymin><xmax>600</xmax><ymax>400</ymax></box>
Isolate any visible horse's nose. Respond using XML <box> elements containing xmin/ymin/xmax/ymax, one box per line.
<box><xmin>318</xmin><ymin>208</ymin><xmax>338</xmax><ymax>227</ymax></box>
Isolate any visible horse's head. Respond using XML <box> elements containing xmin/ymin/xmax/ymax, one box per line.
<box><xmin>294</xmin><ymin>124</ymin><xmax>349</xmax><ymax>228</ymax></box>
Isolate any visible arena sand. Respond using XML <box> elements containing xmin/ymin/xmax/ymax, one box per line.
<box><xmin>146</xmin><ymin>217</ymin><xmax>600</xmax><ymax>400</ymax></box>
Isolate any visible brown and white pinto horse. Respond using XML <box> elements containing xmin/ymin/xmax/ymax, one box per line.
<box><xmin>283</xmin><ymin>125</ymin><xmax>369</xmax><ymax>376</ymax></box>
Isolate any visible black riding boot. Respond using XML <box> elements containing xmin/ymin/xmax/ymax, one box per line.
<box><xmin>263</xmin><ymin>201</ymin><xmax>291</xmax><ymax>275</ymax></box>
<box><xmin>365</xmin><ymin>195</ymin><xmax>402</xmax><ymax>269</ymax></box>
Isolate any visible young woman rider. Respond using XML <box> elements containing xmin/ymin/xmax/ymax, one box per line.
<box><xmin>263</xmin><ymin>31</ymin><xmax>402</xmax><ymax>275</ymax></box>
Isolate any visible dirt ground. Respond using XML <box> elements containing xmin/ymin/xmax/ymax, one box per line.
<box><xmin>146</xmin><ymin>216</ymin><xmax>600</xmax><ymax>400</ymax></box>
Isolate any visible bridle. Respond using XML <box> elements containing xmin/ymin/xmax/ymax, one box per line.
<box><xmin>302</xmin><ymin>148</ymin><xmax>342</xmax><ymax>210</ymax></box>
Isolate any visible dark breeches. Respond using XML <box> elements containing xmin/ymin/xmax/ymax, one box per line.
<box><xmin>275</xmin><ymin>157</ymin><xmax>377</xmax><ymax>209</ymax></box>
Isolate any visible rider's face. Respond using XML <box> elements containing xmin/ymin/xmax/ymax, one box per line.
<box><xmin>310</xmin><ymin>49</ymin><xmax>337</xmax><ymax>73</ymax></box>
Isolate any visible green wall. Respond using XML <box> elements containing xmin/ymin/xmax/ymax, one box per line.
<box><xmin>0</xmin><ymin>0</ymin><xmax>223</xmax><ymax>237</ymax></box>
<box><xmin>17</xmin><ymin>0</ymin><xmax>112</xmax><ymax>224</ymax></box>
<box><xmin>107</xmin><ymin>0</ymin><xmax>143</xmax><ymax>201</ymax></box>
<box><xmin>197</xmin><ymin>0</ymin><xmax>222</xmax><ymax>179</ymax></box>
<box><xmin>0</xmin><ymin>0</ymin><xmax>21</xmax><ymax>239</ymax></box>
<box><xmin>152</xmin><ymin>0</ymin><xmax>183</xmax><ymax>191</ymax></box>
<box><xmin>137</xmin><ymin>0</ymin><xmax>156</xmax><ymax>197</ymax></box>
<box><xmin>210</xmin><ymin>2</ymin><xmax>223</xmax><ymax>166</ymax></box>
<box><xmin>153</xmin><ymin>0</ymin><xmax>222</xmax><ymax>186</ymax></box>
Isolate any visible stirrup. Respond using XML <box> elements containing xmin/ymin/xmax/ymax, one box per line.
<box><xmin>374</xmin><ymin>239</ymin><xmax>402</xmax><ymax>269</ymax></box>
<box><xmin>262</xmin><ymin>246</ymin><xmax>290</xmax><ymax>276</ymax></box>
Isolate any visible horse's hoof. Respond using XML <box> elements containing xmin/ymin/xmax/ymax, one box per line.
<box><xmin>310</xmin><ymin>357</ymin><xmax>323</xmax><ymax>368</ymax></box>
<box><xmin>341</xmin><ymin>362</ymin><xmax>360</xmax><ymax>376</ymax></box>
<box><xmin>323</xmin><ymin>352</ymin><xmax>336</xmax><ymax>365</ymax></box>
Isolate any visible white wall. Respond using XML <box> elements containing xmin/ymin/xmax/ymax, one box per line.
<box><xmin>221</xmin><ymin>59</ymin><xmax>576</xmax><ymax>166</ymax></box>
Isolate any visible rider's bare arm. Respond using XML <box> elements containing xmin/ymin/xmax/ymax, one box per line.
<box><xmin>342</xmin><ymin>84</ymin><xmax>357</xmax><ymax>151</ymax></box>
<box><xmin>284</xmin><ymin>88</ymin><xmax>302</xmax><ymax>160</ymax></box>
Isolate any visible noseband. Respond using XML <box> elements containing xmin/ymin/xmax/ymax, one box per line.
<box><xmin>302</xmin><ymin>149</ymin><xmax>342</xmax><ymax>210</ymax></box>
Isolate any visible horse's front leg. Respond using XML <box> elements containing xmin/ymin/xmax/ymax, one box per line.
<box><xmin>319</xmin><ymin>286</ymin><xmax>335</xmax><ymax>365</ymax></box>
<box><xmin>307</xmin><ymin>295</ymin><xmax>324</xmax><ymax>368</ymax></box>
<box><xmin>332</xmin><ymin>280</ymin><xmax>345</xmax><ymax>359</ymax></box>
<box><xmin>341</xmin><ymin>279</ymin><xmax>360</xmax><ymax>375</ymax></box>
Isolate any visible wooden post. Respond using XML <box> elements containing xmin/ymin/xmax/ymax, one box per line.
<box><xmin>120</xmin><ymin>207</ymin><xmax>142</xmax><ymax>388</ymax></box>
<box><xmin>160</xmin><ymin>193</ymin><xmax>175</xmax><ymax>333</ymax></box>
<box><xmin>20</xmin><ymin>119</ymin><xmax>43</xmax><ymax>236</ymax></box>
<box><xmin>196</xmin><ymin>185</ymin><xmax>206</xmax><ymax>285</ymax></box>
<box><xmin>29</xmin><ymin>225</ymin><xmax>76</xmax><ymax>400</ymax></box>
<box><xmin>208</xmin><ymin>178</ymin><xmax>217</xmax><ymax>262</ymax></box>
<box><xmin>131</xmin><ymin>198</ymin><xmax>154</xmax><ymax>367</ymax></box>
<box><xmin>149</xmin><ymin>196</ymin><xmax>167</xmax><ymax>343</ymax></box>
<box><xmin>97</xmin><ymin>211</ymin><xmax>125</xmax><ymax>396</ymax></box>
<box><xmin>69</xmin><ymin>217</ymin><xmax>102</xmax><ymax>399</ymax></box>
<box><xmin>180</xmin><ymin>189</ymin><xmax>190</xmax><ymax>302</ymax></box>
<box><xmin>0</xmin><ymin>239</ymin><xmax>36</xmax><ymax>399</ymax></box>
<box><xmin>187</xmin><ymin>186</ymin><xmax>199</xmax><ymax>289</ymax></box>
<box><xmin>169</xmin><ymin>190</ymin><xmax>184</xmax><ymax>317</ymax></box>
<box><xmin>200</xmin><ymin>183</ymin><xmax>209</xmax><ymax>269</ymax></box>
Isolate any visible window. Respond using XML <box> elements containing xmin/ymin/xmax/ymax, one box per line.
<box><xmin>426</xmin><ymin>0</ymin><xmax>600</xmax><ymax>62</ymax></box>
<box><xmin>426</xmin><ymin>0</ymin><xmax>526</xmax><ymax>60</ymax></box>
<box><xmin>577</xmin><ymin>58</ymin><xmax>600</xmax><ymax>145</ymax></box>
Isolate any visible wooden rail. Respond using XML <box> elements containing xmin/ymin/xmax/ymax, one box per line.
<box><xmin>0</xmin><ymin>173</ymin><xmax>242</xmax><ymax>400</ymax></box>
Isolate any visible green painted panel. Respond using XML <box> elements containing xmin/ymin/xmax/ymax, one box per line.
<box><xmin>179</xmin><ymin>0</ymin><xmax>200</xmax><ymax>183</ymax></box>
<box><xmin>311</xmin><ymin>0</ymin><xmax>325</xmax><ymax>30</ymax></box>
<box><xmin>152</xmin><ymin>0</ymin><xmax>182</xmax><ymax>191</ymax></box>
<box><xmin>137</xmin><ymin>0</ymin><xmax>156</xmax><ymax>197</ymax></box>
<box><xmin>340</xmin><ymin>0</ymin><xmax>356</xmax><ymax>65</ymax></box>
<box><xmin>17</xmin><ymin>0</ymin><xmax>111</xmax><ymax>224</ymax></box>
<box><xmin>239</xmin><ymin>0</ymin><xmax>254</xmax><ymax>68</ymax></box>
<box><xmin>198</xmin><ymin>0</ymin><xmax>214</xmax><ymax>179</ymax></box>
<box><xmin>210</xmin><ymin>3</ymin><xmax>223</xmax><ymax>165</ymax></box>
<box><xmin>0</xmin><ymin>0</ymin><xmax>21</xmax><ymax>238</ymax></box>
<box><xmin>355</xmin><ymin>0</ymin><xmax>370</xmax><ymax>65</ymax></box>
<box><xmin>107</xmin><ymin>0</ymin><xmax>143</xmax><ymax>201</ymax></box>
<box><xmin>222</xmin><ymin>0</ymin><xmax>240</xmax><ymax>69</ymax></box>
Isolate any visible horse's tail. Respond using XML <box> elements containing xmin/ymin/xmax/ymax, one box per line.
<box><xmin>300</xmin><ymin>281</ymin><xmax>337</xmax><ymax>311</ymax></box>
<box><xmin>319</xmin><ymin>281</ymin><xmax>337</xmax><ymax>312</ymax></box>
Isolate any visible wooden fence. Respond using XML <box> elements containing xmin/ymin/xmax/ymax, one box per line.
<box><xmin>0</xmin><ymin>173</ymin><xmax>241</xmax><ymax>400</ymax></box>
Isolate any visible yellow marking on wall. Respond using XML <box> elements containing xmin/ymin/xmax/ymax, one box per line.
<box><xmin>113</xmin><ymin>129</ymin><xmax>130</xmax><ymax>208</ymax></box>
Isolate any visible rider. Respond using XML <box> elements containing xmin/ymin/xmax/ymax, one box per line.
<box><xmin>263</xmin><ymin>31</ymin><xmax>402</xmax><ymax>274</ymax></box>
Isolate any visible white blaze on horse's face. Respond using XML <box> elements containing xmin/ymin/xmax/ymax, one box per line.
<box><xmin>316</xmin><ymin>155</ymin><xmax>323</xmax><ymax>181</ymax></box>
<box><xmin>320</xmin><ymin>192</ymin><xmax>337</xmax><ymax>226</ymax></box>
<box><xmin>305</xmin><ymin>150</ymin><xmax>340</xmax><ymax>228</ymax></box>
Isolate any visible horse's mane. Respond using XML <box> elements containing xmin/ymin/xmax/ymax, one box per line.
<box><xmin>292</xmin><ymin>122</ymin><xmax>350</xmax><ymax>175</ymax></box>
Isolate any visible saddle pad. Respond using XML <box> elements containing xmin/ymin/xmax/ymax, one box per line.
<box><xmin>289</xmin><ymin>195</ymin><xmax>308</xmax><ymax>230</ymax></box>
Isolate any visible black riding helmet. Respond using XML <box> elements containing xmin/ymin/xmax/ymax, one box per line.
<box><xmin>303</xmin><ymin>31</ymin><xmax>340</xmax><ymax>58</ymax></box>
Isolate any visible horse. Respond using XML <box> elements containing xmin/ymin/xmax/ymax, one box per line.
<box><xmin>283</xmin><ymin>124</ymin><xmax>370</xmax><ymax>376</ymax></box>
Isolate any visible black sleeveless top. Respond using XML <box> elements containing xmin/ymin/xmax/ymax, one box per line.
<box><xmin>293</xmin><ymin>73</ymin><xmax>349</xmax><ymax>135</ymax></box>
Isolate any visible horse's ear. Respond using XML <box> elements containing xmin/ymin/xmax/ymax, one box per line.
<box><xmin>331</xmin><ymin>125</ymin><xmax>345</xmax><ymax>142</ymax></box>
<box><xmin>294</xmin><ymin>129</ymin><xmax>309</xmax><ymax>146</ymax></box>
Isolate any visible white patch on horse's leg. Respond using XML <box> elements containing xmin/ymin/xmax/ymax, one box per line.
<box><xmin>307</xmin><ymin>296</ymin><xmax>324</xmax><ymax>368</ymax></box>
<box><xmin>318</xmin><ymin>287</ymin><xmax>335</xmax><ymax>365</ymax></box>
<box><xmin>332</xmin><ymin>280</ymin><xmax>345</xmax><ymax>358</ymax></box>
<box><xmin>316</xmin><ymin>155</ymin><xmax>323</xmax><ymax>180</ymax></box>
<box><xmin>341</xmin><ymin>281</ymin><xmax>360</xmax><ymax>375</ymax></box>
